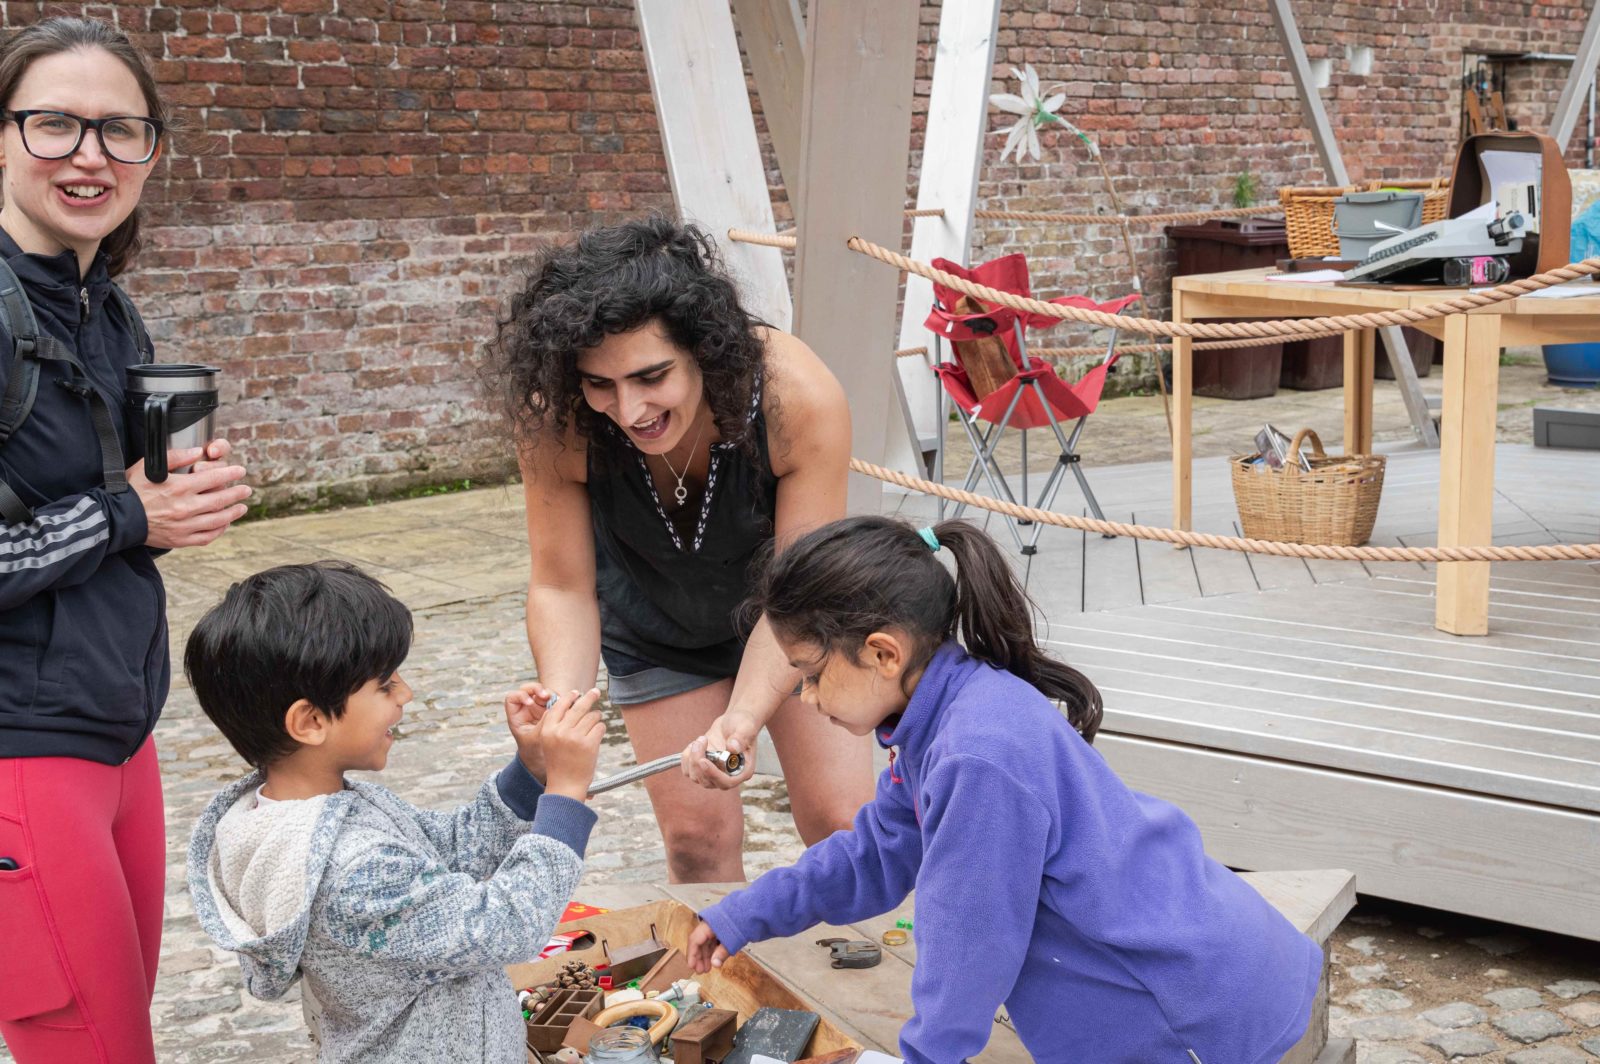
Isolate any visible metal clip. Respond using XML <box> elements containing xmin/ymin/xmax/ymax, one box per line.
<box><xmin>816</xmin><ymin>938</ymin><xmax>881</xmax><ymax>969</ymax></box>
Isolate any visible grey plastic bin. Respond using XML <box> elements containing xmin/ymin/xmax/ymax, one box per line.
<box><xmin>1333</xmin><ymin>190</ymin><xmax>1426</xmax><ymax>260</ymax></box>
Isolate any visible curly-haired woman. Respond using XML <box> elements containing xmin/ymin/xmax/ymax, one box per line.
<box><xmin>487</xmin><ymin>217</ymin><xmax>874</xmax><ymax>882</ymax></box>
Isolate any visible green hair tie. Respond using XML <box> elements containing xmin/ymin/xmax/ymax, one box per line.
<box><xmin>917</xmin><ymin>527</ymin><xmax>941</xmax><ymax>552</ymax></box>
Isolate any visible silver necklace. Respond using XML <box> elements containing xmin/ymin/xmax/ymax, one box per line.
<box><xmin>656</xmin><ymin>412</ymin><xmax>707</xmax><ymax>506</ymax></box>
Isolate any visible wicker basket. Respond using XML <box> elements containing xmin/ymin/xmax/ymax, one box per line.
<box><xmin>1277</xmin><ymin>178</ymin><xmax>1450</xmax><ymax>258</ymax></box>
<box><xmin>1230</xmin><ymin>429</ymin><xmax>1386</xmax><ymax>546</ymax></box>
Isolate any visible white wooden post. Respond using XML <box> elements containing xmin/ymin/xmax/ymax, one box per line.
<box><xmin>1550</xmin><ymin>0</ymin><xmax>1600</xmax><ymax>152</ymax></box>
<box><xmin>884</xmin><ymin>0</ymin><xmax>1003</xmax><ymax>480</ymax></box>
<box><xmin>730</xmin><ymin>0</ymin><xmax>807</xmax><ymax>201</ymax></box>
<box><xmin>635</xmin><ymin>0</ymin><xmax>793</xmax><ymax>330</ymax></box>
<box><xmin>793</xmin><ymin>0</ymin><xmax>922</xmax><ymax>514</ymax></box>
<box><xmin>1268</xmin><ymin>0</ymin><xmax>1437</xmax><ymax>447</ymax></box>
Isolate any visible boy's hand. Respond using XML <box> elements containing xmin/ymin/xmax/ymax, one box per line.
<box><xmin>686</xmin><ymin>919</ymin><xmax>730</xmax><ymax>973</ymax></box>
<box><xmin>540</xmin><ymin>688</ymin><xmax>605</xmax><ymax>802</ymax></box>
<box><xmin>504</xmin><ymin>682</ymin><xmax>553</xmax><ymax>782</ymax></box>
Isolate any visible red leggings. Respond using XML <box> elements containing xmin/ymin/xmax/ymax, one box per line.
<box><xmin>0</xmin><ymin>739</ymin><xmax>165</xmax><ymax>1064</ymax></box>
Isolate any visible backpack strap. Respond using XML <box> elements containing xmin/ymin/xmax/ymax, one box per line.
<box><xmin>105</xmin><ymin>282</ymin><xmax>154</xmax><ymax>365</ymax></box>
<box><xmin>0</xmin><ymin>260</ymin><xmax>132</xmax><ymax>526</ymax></box>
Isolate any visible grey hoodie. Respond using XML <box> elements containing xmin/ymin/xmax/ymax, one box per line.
<box><xmin>187</xmin><ymin>760</ymin><xmax>594</xmax><ymax>1063</ymax></box>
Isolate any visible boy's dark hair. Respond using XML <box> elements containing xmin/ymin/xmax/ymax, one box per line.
<box><xmin>484</xmin><ymin>214</ymin><xmax>767</xmax><ymax>456</ymax></box>
<box><xmin>745</xmin><ymin>516</ymin><xmax>1103</xmax><ymax>742</ymax></box>
<box><xmin>184</xmin><ymin>562</ymin><xmax>414</xmax><ymax>768</ymax></box>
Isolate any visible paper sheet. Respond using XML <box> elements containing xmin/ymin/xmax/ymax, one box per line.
<box><xmin>1266</xmin><ymin>270</ymin><xmax>1346</xmax><ymax>283</ymax></box>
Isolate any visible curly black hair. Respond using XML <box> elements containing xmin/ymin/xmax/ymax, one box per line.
<box><xmin>485</xmin><ymin>215</ymin><xmax>769</xmax><ymax>452</ymax></box>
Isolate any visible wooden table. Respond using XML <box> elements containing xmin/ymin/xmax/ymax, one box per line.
<box><xmin>1170</xmin><ymin>267</ymin><xmax>1600</xmax><ymax>635</ymax></box>
<box><xmin>552</xmin><ymin>869</ymin><xmax>1355</xmax><ymax>1063</ymax></box>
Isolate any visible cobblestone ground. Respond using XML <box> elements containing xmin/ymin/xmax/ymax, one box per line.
<box><xmin>3</xmin><ymin>359</ymin><xmax>1596</xmax><ymax>1063</ymax></box>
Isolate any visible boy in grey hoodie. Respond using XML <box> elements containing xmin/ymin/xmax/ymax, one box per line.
<box><xmin>185</xmin><ymin>561</ymin><xmax>604</xmax><ymax>1063</ymax></box>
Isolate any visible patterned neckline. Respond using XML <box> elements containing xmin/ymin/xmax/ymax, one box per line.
<box><xmin>613</xmin><ymin>380</ymin><xmax>762</xmax><ymax>554</ymax></box>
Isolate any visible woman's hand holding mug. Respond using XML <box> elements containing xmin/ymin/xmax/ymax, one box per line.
<box><xmin>131</xmin><ymin>440</ymin><xmax>250</xmax><ymax>549</ymax></box>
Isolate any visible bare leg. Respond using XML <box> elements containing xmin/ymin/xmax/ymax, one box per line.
<box><xmin>765</xmin><ymin>693</ymin><xmax>876</xmax><ymax>846</ymax></box>
<box><xmin>618</xmin><ymin>680</ymin><xmax>747</xmax><ymax>884</ymax></box>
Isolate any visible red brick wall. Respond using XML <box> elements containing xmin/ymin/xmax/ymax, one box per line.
<box><xmin>6</xmin><ymin>2</ymin><xmax>1594</xmax><ymax>508</ymax></box>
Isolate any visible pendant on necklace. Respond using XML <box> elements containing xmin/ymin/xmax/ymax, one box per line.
<box><xmin>674</xmin><ymin>485</ymin><xmax>688</xmax><ymax>505</ymax></box>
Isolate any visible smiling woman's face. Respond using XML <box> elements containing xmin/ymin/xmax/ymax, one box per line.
<box><xmin>575</xmin><ymin>321</ymin><xmax>706</xmax><ymax>454</ymax></box>
<box><xmin>0</xmin><ymin>46</ymin><xmax>158</xmax><ymax>268</ymax></box>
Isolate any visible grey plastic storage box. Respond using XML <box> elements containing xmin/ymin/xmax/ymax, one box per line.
<box><xmin>1533</xmin><ymin>407</ymin><xmax>1600</xmax><ymax>450</ymax></box>
<box><xmin>1333</xmin><ymin>190</ymin><xmax>1425</xmax><ymax>260</ymax></box>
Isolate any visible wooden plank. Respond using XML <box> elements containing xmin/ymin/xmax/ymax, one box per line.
<box><xmin>1435</xmin><ymin>312</ymin><xmax>1502</xmax><ymax>634</ymax></box>
<box><xmin>794</xmin><ymin>0</ymin><xmax>921</xmax><ymax>514</ymax></box>
<box><xmin>1096</xmin><ymin>733</ymin><xmax>1600</xmax><ymax>940</ymax></box>
<box><xmin>1179</xmin><ymin>580</ymin><xmax>1600</xmax><ymax>652</ymax></box>
<box><xmin>663</xmin><ymin>886</ymin><xmax>1033</xmax><ymax>1061</ymax></box>
<box><xmin>1022</xmin><ymin>521</ymin><xmax>1085</xmax><ymax>616</ymax></box>
<box><xmin>1235</xmin><ymin>520</ymin><xmax>1317</xmax><ymax>592</ymax></box>
<box><xmin>1171</xmin><ymin>287</ymin><xmax>1193</xmax><ymax>531</ymax></box>
<box><xmin>1091</xmin><ymin>684</ymin><xmax>1600</xmax><ymax>810</ymax></box>
<box><xmin>636</xmin><ymin>0</ymin><xmax>794</xmax><ymax>329</ymax></box>
<box><xmin>1110</xmin><ymin>601</ymin><xmax>1600</xmax><ymax>681</ymax></box>
<box><xmin>1342</xmin><ymin>328</ymin><xmax>1373</xmax><ymax>455</ymax></box>
<box><xmin>1081</xmin><ymin>511</ymin><xmax>1142</xmax><ymax>612</ymax></box>
<box><xmin>730</xmin><ymin>0</ymin><xmax>807</xmax><ymax>199</ymax></box>
<box><xmin>1189</xmin><ymin>540</ymin><xmax>1264</xmax><ymax>598</ymax></box>
<box><xmin>1054</xmin><ymin>611</ymin><xmax>1600</xmax><ymax>709</ymax></box>
<box><xmin>1131</xmin><ymin>509</ymin><xmax>1202</xmax><ymax>604</ymax></box>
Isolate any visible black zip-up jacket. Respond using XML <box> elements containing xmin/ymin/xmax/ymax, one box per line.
<box><xmin>0</xmin><ymin>228</ymin><xmax>166</xmax><ymax>763</ymax></box>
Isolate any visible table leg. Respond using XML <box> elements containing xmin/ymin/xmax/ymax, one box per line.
<box><xmin>1435</xmin><ymin>313</ymin><xmax>1501</xmax><ymax>635</ymax></box>
<box><xmin>1343</xmin><ymin>328</ymin><xmax>1375</xmax><ymax>455</ymax></box>
<box><xmin>1171</xmin><ymin>290</ymin><xmax>1193</xmax><ymax>533</ymax></box>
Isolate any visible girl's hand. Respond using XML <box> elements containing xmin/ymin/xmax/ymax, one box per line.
<box><xmin>681</xmin><ymin>710</ymin><xmax>758</xmax><ymax>790</ymax></box>
<box><xmin>131</xmin><ymin>447</ymin><xmax>250</xmax><ymax>549</ymax></box>
<box><xmin>540</xmin><ymin>688</ymin><xmax>605</xmax><ymax>802</ymax></box>
<box><xmin>686</xmin><ymin>919</ymin><xmax>730</xmax><ymax>973</ymax></box>
<box><xmin>504</xmin><ymin>682</ymin><xmax>553</xmax><ymax>781</ymax></box>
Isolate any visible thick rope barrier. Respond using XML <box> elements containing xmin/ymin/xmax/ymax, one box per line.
<box><xmin>902</xmin><ymin>204</ymin><xmax>1278</xmax><ymax>226</ymax></box>
<box><xmin>972</xmin><ymin>204</ymin><xmax>1279</xmax><ymax>226</ymax></box>
<box><xmin>849</xmin><ymin>459</ymin><xmax>1600</xmax><ymax>563</ymax></box>
<box><xmin>727</xmin><ymin>228</ymin><xmax>1600</xmax><ymax>342</ymax></box>
<box><xmin>840</xmin><ymin>234</ymin><xmax>1600</xmax><ymax>341</ymax></box>
<box><xmin>896</xmin><ymin>332</ymin><xmax>1351</xmax><ymax>361</ymax></box>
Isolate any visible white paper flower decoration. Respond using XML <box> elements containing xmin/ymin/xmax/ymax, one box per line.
<box><xmin>989</xmin><ymin>64</ymin><xmax>1098</xmax><ymax>162</ymax></box>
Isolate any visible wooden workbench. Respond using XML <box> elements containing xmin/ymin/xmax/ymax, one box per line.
<box><xmin>538</xmin><ymin>869</ymin><xmax>1355</xmax><ymax>1062</ymax></box>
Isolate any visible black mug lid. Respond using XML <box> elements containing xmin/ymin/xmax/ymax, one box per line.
<box><xmin>127</xmin><ymin>363</ymin><xmax>220</xmax><ymax>379</ymax></box>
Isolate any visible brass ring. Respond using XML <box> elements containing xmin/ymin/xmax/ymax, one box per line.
<box><xmin>881</xmin><ymin>928</ymin><xmax>908</xmax><ymax>946</ymax></box>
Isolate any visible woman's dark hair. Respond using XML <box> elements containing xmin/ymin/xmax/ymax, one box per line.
<box><xmin>485</xmin><ymin>215</ymin><xmax>767</xmax><ymax>453</ymax></box>
<box><xmin>184</xmin><ymin>562</ymin><xmax>414</xmax><ymax>769</ymax></box>
<box><xmin>747</xmin><ymin>516</ymin><xmax>1103</xmax><ymax>742</ymax></box>
<box><xmin>0</xmin><ymin>17</ymin><xmax>170</xmax><ymax>277</ymax></box>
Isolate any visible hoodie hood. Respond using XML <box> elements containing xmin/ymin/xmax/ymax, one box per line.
<box><xmin>187</xmin><ymin>771</ymin><xmax>356</xmax><ymax>1000</ymax></box>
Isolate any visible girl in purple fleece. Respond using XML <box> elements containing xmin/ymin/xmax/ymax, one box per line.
<box><xmin>685</xmin><ymin>516</ymin><xmax>1323</xmax><ymax>1064</ymax></box>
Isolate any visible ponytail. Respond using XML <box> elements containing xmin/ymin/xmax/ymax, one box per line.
<box><xmin>930</xmin><ymin>521</ymin><xmax>1103</xmax><ymax>741</ymax></box>
<box><xmin>748</xmin><ymin>515</ymin><xmax>1103</xmax><ymax>742</ymax></box>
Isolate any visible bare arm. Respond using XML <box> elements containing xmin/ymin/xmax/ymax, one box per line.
<box><xmin>519</xmin><ymin>432</ymin><xmax>603</xmax><ymax>698</ymax></box>
<box><xmin>684</xmin><ymin>331</ymin><xmax>851</xmax><ymax>787</ymax></box>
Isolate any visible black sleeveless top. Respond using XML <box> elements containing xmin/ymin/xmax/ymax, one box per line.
<box><xmin>588</xmin><ymin>383</ymin><xmax>778</xmax><ymax>677</ymax></box>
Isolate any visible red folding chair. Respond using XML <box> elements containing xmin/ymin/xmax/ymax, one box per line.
<box><xmin>923</xmin><ymin>253</ymin><xmax>1139</xmax><ymax>554</ymax></box>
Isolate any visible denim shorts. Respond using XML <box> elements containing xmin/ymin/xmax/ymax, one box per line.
<box><xmin>601</xmin><ymin>646</ymin><xmax>731</xmax><ymax>707</ymax></box>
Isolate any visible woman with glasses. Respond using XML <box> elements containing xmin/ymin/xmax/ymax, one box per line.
<box><xmin>0</xmin><ymin>18</ymin><xmax>251</xmax><ymax>1064</ymax></box>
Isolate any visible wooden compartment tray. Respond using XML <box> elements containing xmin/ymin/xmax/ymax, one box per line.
<box><xmin>507</xmin><ymin>900</ymin><xmax>862</xmax><ymax>1059</ymax></box>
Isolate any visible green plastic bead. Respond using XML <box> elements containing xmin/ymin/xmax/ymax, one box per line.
<box><xmin>896</xmin><ymin>919</ymin><xmax>913</xmax><ymax>930</ymax></box>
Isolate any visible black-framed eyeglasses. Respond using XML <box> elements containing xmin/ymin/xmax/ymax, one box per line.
<box><xmin>1</xmin><ymin>110</ymin><xmax>163</xmax><ymax>164</ymax></box>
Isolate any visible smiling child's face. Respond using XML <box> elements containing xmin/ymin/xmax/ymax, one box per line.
<box><xmin>784</xmin><ymin>633</ymin><xmax>916</xmax><ymax>737</ymax></box>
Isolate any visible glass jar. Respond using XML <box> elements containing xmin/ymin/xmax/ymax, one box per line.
<box><xmin>583</xmin><ymin>1026</ymin><xmax>659</xmax><ymax>1062</ymax></box>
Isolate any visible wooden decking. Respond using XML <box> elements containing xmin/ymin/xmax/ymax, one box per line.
<box><xmin>887</xmin><ymin>443</ymin><xmax>1600</xmax><ymax>939</ymax></box>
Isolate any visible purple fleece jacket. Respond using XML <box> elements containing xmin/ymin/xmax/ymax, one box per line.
<box><xmin>701</xmin><ymin>644</ymin><xmax>1322</xmax><ymax>1064</ymax></box>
